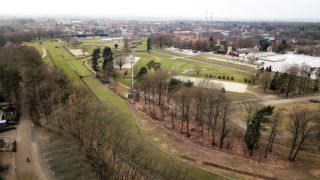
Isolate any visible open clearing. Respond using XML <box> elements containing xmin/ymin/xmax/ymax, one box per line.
<box><xmin>174</xmin><ymin>75</ymin><xmax>248</xmax><ymax>93</ymax></box>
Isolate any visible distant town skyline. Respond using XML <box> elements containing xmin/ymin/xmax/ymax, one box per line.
<box><xmin>0</xmin><ymin>0</ymin><xmax>319</xmax><ymax>21</ymax></box>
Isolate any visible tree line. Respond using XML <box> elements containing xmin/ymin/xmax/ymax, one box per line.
<box><xmin>135</xmin><ymin>67</ymin><xmax>318</xmax><ymax>161</ymax></box>
<box><xmin>258</xmin><ymin>65</ymin><xmax>320</xmax><ymax>97</ymax></box>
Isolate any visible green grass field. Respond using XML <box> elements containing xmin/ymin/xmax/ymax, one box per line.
<box><xmin>27</xmin><ymin>40</ymin><xmax>231</xmax><ymax>180</ymax></box>
<box><xmin>49</xmin><ymin>37</ymin><xmax>254</xmax><ymax>86</ymax></box>
<box><xmin>134</xmin><ymin>51</ymin><xmax>252</xmax><ymax>83</ymax></box>
<box><xmin>131</xmin><ymin>38</ymin><xmax>254</xmax><ymax>83</ymax></box>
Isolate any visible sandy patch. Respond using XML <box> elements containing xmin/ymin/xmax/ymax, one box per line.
<box><xmin>174</xmin><ymin>75</ymin><xmax>248</xmax><ymax>93</ymax></box>
<box><xmin>68</xmin><ymin>49</ymin><xmax>88</xmax><ymax>57</ymax></box>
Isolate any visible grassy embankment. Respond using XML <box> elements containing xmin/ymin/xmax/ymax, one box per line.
<box><xmin>27</xmin><ymin>40</ymin><xmax>233</xmax><ymax>180</ymax></box>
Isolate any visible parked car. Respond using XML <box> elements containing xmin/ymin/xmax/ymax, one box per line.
<box><xmin>309</xmin><ymin>99</ymin><xmax>320</xmax><ymax>103</ymax></box>
<box><xmin>6</xmin><ymin>121</ymin><xmax>18</xmax><ymax>125</ymax></box>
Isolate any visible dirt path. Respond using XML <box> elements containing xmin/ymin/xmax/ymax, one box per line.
<box><xmin>15</xmin><ymin>110</ymin><xmax>48</xmax><ymax>180</ymax></box>
<box><xmin>261</xmin><ymin>94</ymin><xmax>320</xmax><ymax>105</ymax></box>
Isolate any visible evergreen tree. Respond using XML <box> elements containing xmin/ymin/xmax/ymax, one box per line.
<box><xmin>102</xmin><ymin>47</ymin><xmax>114</xmax><ymax>83</ymax></box>
<box><xmin>267</xmin><ymin>66</ymin><xmax>272</xmax><ymax>72</ymax></box>
<box><xmin>136</xmin><ymin>67</ymin><xmax>148</xmax><ymax>79</ymax></box>
<box><xmin>270</xmin><ymin>71</ymin><xmax>279</xmax><ymax>90</ymax></box>
<box><xmin>277</xmin><ymin>40</ymin><xmax>289</xmax><ymax>54</ymax></box>
<box><xmin>102</xmin><ymin>47</ymin><xmax>113</xmax><ymax>70</ymax></box>
<box><xmin>146</xmin><ymin>60</ymin><xmax>161</xmax><ymax>71</ymax></box>
<box><xmin>168</xmin><ymin>78</ymin><xmax>183</xmax><ymax>93</ymax></box>
<box><xmin>245</xmin><ymin>106</ymin><xmax>274</xmax><ymax>156</ymax></box>
<box><xmin>147</xmin><ymin>37</ymin><xmax>152</xmax><ymax>53</ymax></box>
<box><xmin>259</xmin><ymin>39</ymin><xmax>270</xmax><ymax>51</ymax></box>
<box><xmin>91</xmin><ymin>48</ymin><xmax>100</xmax><ymax>71</ymax></box>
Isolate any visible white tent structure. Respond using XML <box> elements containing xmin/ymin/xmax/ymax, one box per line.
<box><xmin>260</xmin><ymin>54</ymin><xmax>320</xmax><ymax>78</ymax></box>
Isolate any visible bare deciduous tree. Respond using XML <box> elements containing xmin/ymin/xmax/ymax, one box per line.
<box><xmin>239</xmin><ymin>100</ymin><xmax>258</xmax><ymax>136</ymax></box>
<box><xmin>193</xmin><ymin>85</ymin><xmax>207</xmax><ymax>136</ymax></box>
<box><xmin>115</xmin><ymin>55</ymin><xmax>127</xmax><ymax>70</ymax></box>
<box><xmin>265</xmin><ymin>109</ymin><xmax>282</xmax><ymax>158</ymax></box>
<box><xmin>206</xmin><ymin>84</ymin><xmax>225</xmax><ymax>146</ymax></box>
<box><xmin>288</xmin><ymin>107</ymin><xmax>315</xmax><ymax>161</ymax></box>
<box><xmin>285</xmin><ymin>65</ymin><xmax>299</xmax><ymax>97</ymax></box>
<box><xmin>219</xmin><ymin>98</ymin><xmax>232</xmax><ymax>149</ymax></box>
<box><xmin>176</xmin><ymin>86</ymin><xmax>193</xmax><ymax>136</ymax></box>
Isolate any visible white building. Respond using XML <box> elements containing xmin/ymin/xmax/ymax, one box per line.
<box><xmin>259</xmin><ymin>54</ymin><xmax>320</xmax><ymax>78</ymax></box>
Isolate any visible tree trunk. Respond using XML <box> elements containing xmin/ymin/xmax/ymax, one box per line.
<box><xmin>269</xmin><ymin>133</ymin><xmax>276</xmax><ymax>152</ymax></box>
<box><xmin>186</xmin><ymin>119</ymin><xmax>190</xmax><ymax>137</ymax></box>
<box><xmin>211</xmin><ymin>125</ymin><xmax>216</xmax><ymax>145</ymax></box>
<box><xmin>288</xmin><ymin>143</ymin><xmax>296</xmax><ymax>161</ymax></box>
<box><xmin>171</xmin><ymin>109</ymin><xmax>175</xmax><ymax>129</ymax></box>
<box><xmin>286</xmin><ymin>77</ymin><xmax>293</xmax><ymax>98</ymax></box>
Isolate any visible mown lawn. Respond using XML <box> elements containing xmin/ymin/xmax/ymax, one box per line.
<box><xmin>28</xmin><ymin>40</ymin><xmax>230</xmax><ymax>180</ymax></box>
<box><xmin>134</xmin><ymin>51</ymin><xmax>252</xmax><ymax>83</ymax></box>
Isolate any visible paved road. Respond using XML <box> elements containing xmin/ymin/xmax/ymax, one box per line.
<box><xmin>15</xmin><ymin>110</ymin><xmax>47</xmax><ymax>179</ymax></box>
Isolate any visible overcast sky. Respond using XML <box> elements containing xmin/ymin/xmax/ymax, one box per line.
<box><xmin>1</xmin><ymin>0</ymin><xmax>319</xmax><ymax>21</ymax></box>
